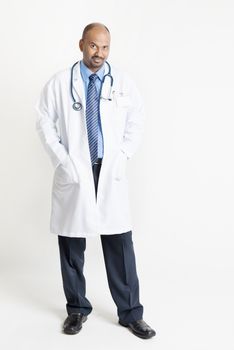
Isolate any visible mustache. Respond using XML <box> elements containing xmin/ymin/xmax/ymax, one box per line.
<box><xmin>92</xmin><ymin>56</ymin><xmax>104</xmax><ymax>60</ymax></box>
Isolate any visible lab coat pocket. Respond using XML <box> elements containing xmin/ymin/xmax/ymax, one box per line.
<box><xmin>115</xmin><ymin>93</ymin><xmax>131</xmax><ymax>108</ymax></box>
<box><xmin>114</xmin><ymin>151</ymin><xmax>128</xmax><ymax>181</ymax></box>
<box><xmin>54</xmin><ymin>155</ymin><xmax>79</xmax><ymax>184</ymax></box>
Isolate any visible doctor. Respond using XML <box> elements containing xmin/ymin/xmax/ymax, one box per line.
<box><xmin>35</xmin><ymin>22</ymin><xmax>155</xmax><ymax>339</ymax></box>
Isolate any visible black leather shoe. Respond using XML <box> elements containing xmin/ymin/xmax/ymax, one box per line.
<box><xmin>119</xmin><ymin>319</ymin><xmax>156</xmax><ymax>339</ymax></box>
<box><xmin>63</xmin><ymin>313</ymin><xmax>87</xmax><ymax>335</ymax></box>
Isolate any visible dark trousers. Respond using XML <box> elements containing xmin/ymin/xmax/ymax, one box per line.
<box><xmin>58</xmin><ymin>161</ymin><xmax>144</xmax><ymax>324</ymax></box>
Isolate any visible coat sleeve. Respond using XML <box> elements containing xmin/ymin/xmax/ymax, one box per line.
<box><xmin>35</xmin><ymin>76</ymin><xmax>68</xmax><ymax>168</ymax></box>
<box><xmin>120</xmin><ymin>78</ymin><xmax>145</xmax><ymax>160</ymax></box>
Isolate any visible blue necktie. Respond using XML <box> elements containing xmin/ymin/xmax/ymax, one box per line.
<box><xmin>86</xmin><ymin>74</ymin><xmax>99</xmax><ymax>165</ymax></box>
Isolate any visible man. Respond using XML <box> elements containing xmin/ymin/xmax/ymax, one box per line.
<box><xmin>35</xmin><ymin>22</ymin><xmax>156</xmax><ymax>339</ymax></box>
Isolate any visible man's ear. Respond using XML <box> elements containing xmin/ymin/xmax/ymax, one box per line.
<box><xmin>79</xmin><ymin>39</ymin><xmax>84</xmax><ymax>52</ymax></box>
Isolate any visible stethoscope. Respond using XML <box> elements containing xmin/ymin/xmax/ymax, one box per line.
<box><xmin>70</xmin><ymin>61</ymin><xmax>114</xmax><ymax>111</ymax></box>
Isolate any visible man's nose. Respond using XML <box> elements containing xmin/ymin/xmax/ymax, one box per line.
<box><xmin>95</xmin><ymin>48</ymin><xmax>104</xmax><ymax>57</ymax></box>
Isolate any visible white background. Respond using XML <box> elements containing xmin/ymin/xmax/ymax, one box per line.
<box><xmin>0</xmin><ymin>0</ymin><xmax>234</xmax><ymax>349</ymax></box>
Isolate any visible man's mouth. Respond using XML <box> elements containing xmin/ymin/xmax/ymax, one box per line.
<box><xmin>92</xmin><ymin>57</ymin><xmax>103</xmax><ymax>63</ymax></box>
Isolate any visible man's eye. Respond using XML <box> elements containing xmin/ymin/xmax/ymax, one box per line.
<box><xmin>90</xmin><ymin>44</ymin><xmax>96</xmax><ymax>49</ymax></box>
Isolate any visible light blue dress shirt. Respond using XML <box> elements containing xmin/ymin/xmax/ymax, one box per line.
<box><xmin>80</xmin><ymin>60</ymin><xmax>104</xmax><ymax>159</ymax></box>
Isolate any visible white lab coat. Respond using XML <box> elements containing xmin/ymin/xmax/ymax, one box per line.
<box><xmin>35</xmin><ymin>61</ymin><xmax>144</xmax><ymax>237</ymax></box>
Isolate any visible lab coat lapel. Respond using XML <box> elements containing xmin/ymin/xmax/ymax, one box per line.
<box><xmin>72</xmin><ymin>61</ymin><xmax>86</xmax><ymax>111</ymax></box>
<box><xmin>101</xmin><ymin>62</ymin><xmax>111</xmax><ymax>99</ymax></box>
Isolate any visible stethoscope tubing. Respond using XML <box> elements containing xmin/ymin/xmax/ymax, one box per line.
<box><xmin>70</xmin><ymin>61</ymin><xmax>113</xmax><ymax>111</ymax></box>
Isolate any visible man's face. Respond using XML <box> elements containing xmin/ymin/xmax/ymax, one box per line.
<box><xmin>79</xmin><ymin>27</ymin><xmax>110</xmax><ymax>72</ymax></box>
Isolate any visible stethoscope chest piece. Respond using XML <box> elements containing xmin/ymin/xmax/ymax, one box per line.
<box><xmin>73</xmin><ymin>102</ymin><xmax>82</xmax><ymax>111</ymax></box>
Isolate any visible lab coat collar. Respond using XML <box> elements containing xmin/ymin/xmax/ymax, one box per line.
<box><xmin>73</xmin><ymin>60</ymin><xmax>109</xmax><ymax>82</ymax></box>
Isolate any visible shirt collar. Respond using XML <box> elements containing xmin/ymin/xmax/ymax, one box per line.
<box><xmin>80</xmin><ymin>60</ymin><xmax>105</xmax><ymax>83</ymax></box>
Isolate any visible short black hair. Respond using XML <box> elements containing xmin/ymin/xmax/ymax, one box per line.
<box><xmin>82</xmin><ymin>23</ymin><xmax>110</xmax><ymax>39</ymax></box>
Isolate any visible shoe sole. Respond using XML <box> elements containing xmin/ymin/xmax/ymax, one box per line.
<box><xmin>63</xmin><ymin>315</ymin><xmax>88</xmax><ymax>335</ymax></box>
